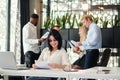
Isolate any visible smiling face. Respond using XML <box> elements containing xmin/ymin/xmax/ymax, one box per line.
<box><xmin>49</xmin><ymin>35</ymin><xmax>59</xmax><ymax>50</ymax></box>
<box><xmin>48</xmin><ymin>29</ymin><xmax>62</xmax><ymax>51</ymax></box>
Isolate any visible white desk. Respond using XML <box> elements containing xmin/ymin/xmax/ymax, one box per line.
<box><xmin>1</xmin><ymin>67</ymin><xmax>120</xmax><ymax>80</ymax></box>
<box><xmin>69</xmin><ymin>67</ymin><xmax>120</xmax><ymax>80</ymax></box>
<box><xmin>0</xmin><ymin>68</ymin><xmax>69</xmax><ymax>80</ymax></box>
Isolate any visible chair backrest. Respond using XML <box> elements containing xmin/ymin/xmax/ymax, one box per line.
<box><xmin>98</xmin><ymin>48</ymin><xmax>111</xmax><ymax>66</ymax></box>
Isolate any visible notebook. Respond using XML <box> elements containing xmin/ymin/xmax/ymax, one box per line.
<box><xmin>0</xmin><ymin>52</ymin><xmax>29</xmax><ymax>70</ymax></box>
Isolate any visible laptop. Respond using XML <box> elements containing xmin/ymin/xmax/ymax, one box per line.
<box><xmin>0</xmin><ymin>52</ymin><xmax>29</xmax><ymax>70</ymax></box>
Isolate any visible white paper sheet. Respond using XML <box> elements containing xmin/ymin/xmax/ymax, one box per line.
<box><xmin>70</xmin><ymin>40</ymin><xmax>79</xmax><ymax>47</ymax></box>
<box><xmin>35</xmin><ymin>60</ymin><xmax>51</xmax><ymax>69</ymax></box>
<box><xmin>41</xmin><ymin>32</ymin><xmax>49</xmax><ymax>39</ymax></box>
<box><xmin>70</xmin><ymin>40</ymin><xmax>85</xmax><ymax>51</ymax></box>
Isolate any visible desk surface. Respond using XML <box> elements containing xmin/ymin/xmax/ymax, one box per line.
<box><xmin>69</xmin><ymin>67</ymin><xmax>120</xmax><ymax>79</ymax></box>
<box><xmin>0</xmin><ymin>68</ymin><xmax>68</xmax><ymax>78</ymax></box>
<box><xmin>0</xmin><ymin>67</ymin><xmax>120</xmax><ymax>80</ymax></box>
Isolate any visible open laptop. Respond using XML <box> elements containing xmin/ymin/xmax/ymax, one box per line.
<box><xmin>0</xmin><ymin>52</ymin><xmax>29</xmax><ymax>70</ymax></box>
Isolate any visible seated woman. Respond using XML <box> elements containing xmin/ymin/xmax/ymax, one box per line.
<box><xmin>72</xmin><ymin>26</ymin><xmax>87</xmax><ymax>69</ymax></box>
<box><xmin>27</xmin><ymin>29</ymin><xmax>70</xmax><ymax>80</ymax></box>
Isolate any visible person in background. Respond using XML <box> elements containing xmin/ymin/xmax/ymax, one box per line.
<box><xmin>40</xmin><ymin>25</ymin><xmax>61</xmax><ymax>51</ymax></box>
<box><xmin>52</xmin><ymin>25</ymin><xmax>61</xmax><ymax>32</ymax></box>
<box><xmin>22</xmin><ymin>14</ymin><xmax>45</xmax><ymax>68</ymax></box>
<box><xmin>72</xmin><ymin>26</ymin><xmax>87</xmax><ymax>69</ymax></box>
<box><xmin>77</xmin><ymin>14</ymin><xmax>102</xmax><ymax>69</ymax></box>
<box><xmin>27</xmin><ymin>29</ymin><xmax>70</xmax><ymax>80</ymax></box>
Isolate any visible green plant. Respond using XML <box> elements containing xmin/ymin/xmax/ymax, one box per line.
<box><xmin>56</xmin><ymin>16</ymin><xmax>62</xmax><ymax>27</ymax></box>
<box><xmin>76</xmin><ymin>21</ymin><xmax>83</xmax><ymax>28</ymax></box>
<box><xmin>67</xmin><ymin>14</ymin><xmax>76</xmax><ymax>28</ymax></box>
<box><xmin>50</xmin><ymin>19</ymin><xmax>55</xmax><ymax>28</ymax></box>
<box><xmin>93</xmin><ymin>17</ymin><xmax>99</xmax><ymax>24</ymax></box>
<box><xmin>91</xmin><ymin>15</ymin><xmax>99</xmax><ymax>24</ymax></box>
<box><xmin>61</xmin><ymin>13</ymin><xmax>69</xmax><ymax>29</ymax></box>
<box><xmin>43</xmin><ymin>19</ymin><xmax>51</xmax><ymax>29</ymax></box>
<box><xmin>114</xmin><ymin>15</ymin><xmax>120</xmax><ymax>26</ymax></box>
<box><xmin>100</xmin><ymin>17</ymin><xmax>108</xmax><ymax>28</ymax></box>
<box><xmin>76</xmin><ymin>14</ymin><xmax>82</xmax><ymax>28</ymax></box>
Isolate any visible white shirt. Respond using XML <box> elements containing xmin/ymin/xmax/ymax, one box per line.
<box><xmin>38</xmin><ymin>47</ymin><xmax>70</xmax><ymax>65</ymax></box>
<box><xmin>22</xmin><ymin>22</ymin><xmax>40</xmax><ymax>54</ymax></box>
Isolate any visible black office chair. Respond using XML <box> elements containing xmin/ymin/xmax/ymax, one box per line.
<box><xmin>0</xmin><ymin>75</ymin><xmax>3</xmax><ymax>79</ymax></box>
<box><xmin>97</xmin><ymin>48</ymin><xmax>111</xmax><ymax>66</ymax></box>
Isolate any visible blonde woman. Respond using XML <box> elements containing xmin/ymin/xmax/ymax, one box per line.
<box><xmin>72</xmin><ymin>26</ymin><xmax>87</xmax><ymax>69</ymax></box>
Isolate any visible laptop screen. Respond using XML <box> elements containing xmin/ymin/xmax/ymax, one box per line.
<box><xmin>0</xmin><ymin>52</ymin><xmax>17</xmax><ymax>69</ymax></box>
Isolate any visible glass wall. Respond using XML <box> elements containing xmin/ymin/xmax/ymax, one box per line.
<box><xmin>42</xmin><ymin>0</ymin><xmax>120</xmax><ymax>67</ymax></box>
<box><xmin>43</xmin><ymin>0</ymin><xmax>120</xmax><ymax>28</ymax></box>
<box><xmin>0</xmin><ymin>0</ymin><xmax>7</xmax><ymax>51</ymax></box>
<box><xmin>90</xmin><ymin>0</ymin><xmax>120</xmax><ymax>5</ymax></box>
<box><xmin>10</xmin><ymin>0</ymin><xmax>20</xmax><ymax>64</ymax></box>
<box><xmin>0</xmin><ymin>0</ymin><xmax>20</xmax><ymax>63</ymax></box>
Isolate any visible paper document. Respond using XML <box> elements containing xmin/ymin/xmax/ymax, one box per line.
<box><xmin>35</xmin><ymin>60</ymin><xmax>51</xmax><ymax>69</ymax></box>
<box><xmin>79</xmin><ymin>46</ymin><xmax>85</xmax><ymax>51</ymax></box>
<box><xmin>69</xmin><ymin>40</ymin><xmax>85</xmax><ymax>51</ymax></box>
<box><xmin>70</xmin><ymin>40</ymin><xmax>79</xmax><ymax>47</ymax></box>
<box><xmin>68</xmin><ymin>41</ymin><xmax>74</xmax><ymax>48</ymax></box>
<box><xmin>41</xmin><ymin>32</ymin><xmax>49</xmax><ymax>39</ymax></box>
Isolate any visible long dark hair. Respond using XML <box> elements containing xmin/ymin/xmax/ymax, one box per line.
<box><xmin>47</xmin><ymin>29</ymin><xmax>62</xmax><ymax>51</ymax></box>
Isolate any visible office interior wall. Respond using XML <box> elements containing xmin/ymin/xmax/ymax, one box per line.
<box><xmin>29</xmin><ymin>0</ymin><xmax>43</xmax><ymax>38</ymax></box>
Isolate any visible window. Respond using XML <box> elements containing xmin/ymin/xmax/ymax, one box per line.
<box><xmin>42</xmin><ymin>0</ymin><xmax>120</xmax><ymax>67</ymax></box>
<box><xmin>0</xmin><ymin>0</ymin><xmax>7</xmax><ymax>51</ymax></box>
<box><xmin>0</xmin><ymin>0</ymin><xmax>20</xmax><ymax>64</ymax></box>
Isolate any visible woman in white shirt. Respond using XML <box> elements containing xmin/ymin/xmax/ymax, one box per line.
<box><xmin>27</xmin><ymin>29</ymin><xmax>70</xmax><ymax>80</ymax></box>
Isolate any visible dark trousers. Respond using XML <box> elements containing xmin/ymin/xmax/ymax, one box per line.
<box><xmin>73</xmin><ymin>55</ymin><xmax>85</xmax><ymax>69</ymax></box>
<box><xmin>25</xmin><ymin>51</ymin><xmax>40</xmax><ymax>68</ymax></box>
<box><xmin>84</xmin><ymin>49</ymin><xmax>99</xmax><ymax>69</ymax></box>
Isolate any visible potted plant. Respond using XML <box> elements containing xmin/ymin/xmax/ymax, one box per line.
<box><xmin>61</xmin><ymin>13</ymin><xmax>69</xmax><ymax>29</ymax></box>
<box><xmin>43</xmin><ymin>18</ymin><xmax>52</xmax><ymax>29</ymax></box>
<box><xmin>67</xmin><ymin>14</ymin><xmax>76</xmax><ymax>29</ymax></box>
<box><xmin>100</xmin><ymin>17</ymin><xmax>109</xmax><ymax>28</ymax></box>
<box><xmin>113</xmin><ymin>15</ymin><xmax>120</xmax><ymax>48</ymax></box>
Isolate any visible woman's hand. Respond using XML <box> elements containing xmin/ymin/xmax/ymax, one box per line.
<box><xmin>48</xmin><ymin>63</ymin><xmax>66</xmax><ymax>69</ymax></box>
<box><xmin>39</xmin><ymin>38</ymin><xmax>45</xmax><ymax>42</ymax></box>
<box><xmin>77</xmin><ymin>41</ymin><xmax>82</xmax><ymax>46</ymax></box>
<box><xmin>32</xmin><ymin>64</ymin><xmax>38</xmax><ymax>69</ymax></box>
<box><xmin>48</xmin><ymin>63</ymin><xmax>58</xmax><ymax>68</ymax></box>
<box><xmin>73</xmin><ymin>47</ymin><xmax>80</xmax><ymax>54</ymax></box>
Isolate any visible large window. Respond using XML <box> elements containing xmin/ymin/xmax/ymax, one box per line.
<box><xmin>43</xmin><ymin>0</ymin><xmax>120</xmax><ymax>28</ymax></box>
<box><xmin>42</xmin><ymin>0</ymin><xmax>120</xmax><ymax>67</ymax></box>
<box><xmin>11</xmin><ymin>0</ymin><xmax>20</xmax><ymax>64</ymax></box>
<box><xmin>0</xmin><ymin>0</ymin><xmax>20</xmax><ymax>64</ymax></box>
<box><xmin>0</xmin><ymin>0</ymin><xmax>7</xmax><ymax>51</ymax></box>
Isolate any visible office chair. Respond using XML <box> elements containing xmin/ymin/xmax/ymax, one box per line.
<box><xmin>97</xmin><ymin>48</ymin><xmax>111</xmax><ymax>66</ymax></box>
